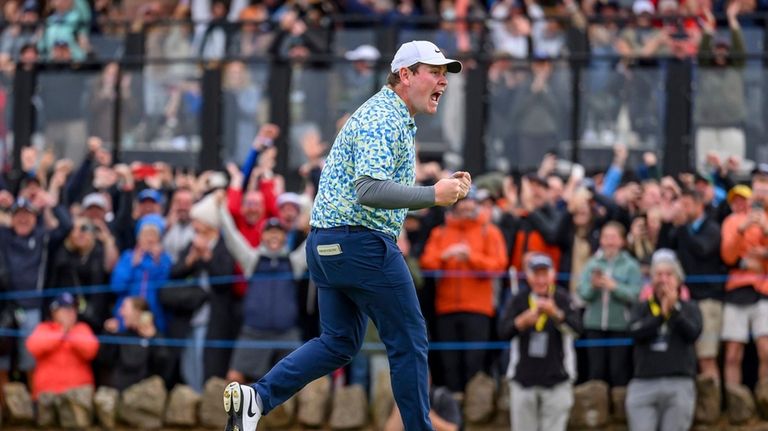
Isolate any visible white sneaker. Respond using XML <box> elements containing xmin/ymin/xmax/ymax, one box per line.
<box><xmin>223</xmin><ymin>382</ymin><xmax>261</xmax><ymax>431</ymax></box>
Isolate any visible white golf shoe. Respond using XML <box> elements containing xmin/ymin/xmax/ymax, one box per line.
<box><xmin>223</xmin><ymin>382</ymin><xmax>261</xmax><ymax>431</ymax></box>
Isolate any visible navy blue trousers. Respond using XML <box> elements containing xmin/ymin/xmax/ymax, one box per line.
<box><xmin>254</xmin><ymin>227</ymin><xmax>432</xmax><ymax>430</ymax></box>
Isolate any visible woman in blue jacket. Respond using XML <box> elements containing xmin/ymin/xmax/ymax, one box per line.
<box><xmin>111</xmin><ymin>214</ymin><xmax>172</xmax><ymax>333</ymax></box>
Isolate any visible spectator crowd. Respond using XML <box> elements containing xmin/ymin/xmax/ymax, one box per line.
<box><xmin>0</xmin><ymin>119</ymin><xmax>763</xmax><ymax>429</ymax></box>
<box><xmin>0</xmin><ymin>0</ymin><xmax>763</xmax><ymax>174</ymax></box>
<box><xmin>0</xmin><ymin>0</ymin><xmax>765</xmax><ymax>429</ymax></box>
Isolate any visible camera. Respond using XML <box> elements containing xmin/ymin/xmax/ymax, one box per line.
<box><xmin>140</xmin><ymin>311</ymin><xmax>153</xmax><ymax>326</ymax></box>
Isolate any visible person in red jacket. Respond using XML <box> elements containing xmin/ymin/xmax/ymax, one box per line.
<box><xmin>25</xmin><ymin>292</ymin><xmax>100</xmax><ymax>399</ymax></box>
<box><xmin>421</xmin><ymin>190</ymin><xmax>508</xmax><ymax>392</ymax></box>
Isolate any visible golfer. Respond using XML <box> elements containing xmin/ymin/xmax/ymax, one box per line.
<box><xmin>223</xmin><ymin>40</ymin><xmax>470</xmax><ymax>431</ymax></box>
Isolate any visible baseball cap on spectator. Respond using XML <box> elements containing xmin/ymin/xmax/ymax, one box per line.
<box><xmin>138</xmin><ymin>189</ymin><xmax>164</xmax><ymax>204</ymax></box>
<box><xmin>277</xmin><ymin>192</ymin><xmax>302</xmax><ymax>210</ymax></box>
<box><xmin>262</xmin><ymin>217</ymin><xmax>285</xmax><ymax>233</ymax></box>
<box><xmin>50</xmin><ymin>292</ymin><xmax>76</xmax><ymax>312</ymax></box>
<box><xmin>391</xmin><ymin>41</ymin><xmax>462</xmax><ymax>74</ymax></box>
<box><xmin>632</xmin><ymin>0</ymin><xmax>655</xmax><ymax>15</ymax></box>
<box><xmin>727</xmin><ymin>184</ymin><xmax>752</xmax><ymax>203</ymax></box>
<box><xmin>136</xmin><ymin>213</ymin><xmax>166</xmax><ymax>237</ymax></box>
<box><xmin>527</xmin><ymin>253</ymin><xmax>553</xmax><ymax>271</ymax></box>
<box><xmin>345</xmin><ymin>45</ymin><xmax>381</xmax><ymax>62</ymax></box>
<box><xmin>53</xmin><ymin>39</ymin><xmax>70</xmax><ymax>48</ymax></box>
<box><xmin>12</xmin><ymin>197</ymin><xmax>38</xmax><ymax>214</ymax></box>
<box><xmin>82</xmin><ymin>193</ymin><xmax>109</xmax><ymax>210</ymax></box>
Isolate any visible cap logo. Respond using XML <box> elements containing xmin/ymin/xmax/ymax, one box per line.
<box><xmin>434</xmin><ymin>49</ymin><xmax>441</xmax><ymax>53</ymax></box>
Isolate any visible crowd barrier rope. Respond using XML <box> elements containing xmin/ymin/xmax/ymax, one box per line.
<box><xmin>0</xmin><ymin>270</ymin><xmax>740</xmax><ymax>302</ymax></box>
<box><xmin>0</xmin><ymin>327</ymin><xmax>634</xmax><ymax>350</ymax></box>
<box><xmin>0</xmin><ymin>269</ymin><xmax>734</xmax><ymax>351</ymax></box>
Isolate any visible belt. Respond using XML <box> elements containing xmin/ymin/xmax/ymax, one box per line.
<box><xmin>313</xmin><ymin>225</ymin><xmax>373</xmax><ymax>233</ymax></box>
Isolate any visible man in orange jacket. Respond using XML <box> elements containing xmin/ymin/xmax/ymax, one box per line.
<box><xmin>26</xmin><ymin>292</ymin><xmax>99</xmax><ymax>399</ymax></box>
<box><xmin>421</xmin><ymin>190</ymin><xmax>508</xmax><ymax>392</ymax></box>
<box><xmin>720</xmin><ymin>166</ymin><xmax>768</xmax><ymax>386</ymax></box>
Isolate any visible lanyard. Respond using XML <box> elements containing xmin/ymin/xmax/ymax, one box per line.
<box><xmin>648</xmin><ymin>296</ymin><xmax>664</xmax><ymax>318</ymax></box>
<box><xmin>528</xmin><ymin>285</ymin><xmax>556</xmax><ymax>332</ymax></box>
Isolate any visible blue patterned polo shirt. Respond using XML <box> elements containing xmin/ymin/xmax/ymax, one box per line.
<box><xmin>310</xmin><ymin>86</ymin><xmax>417</xmax><ymax>238</ymax></box>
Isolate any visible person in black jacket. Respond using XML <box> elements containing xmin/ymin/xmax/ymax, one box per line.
<box><xmin>48</xmin><ymin>216</ymin><xmax>119</xmax><ymax>333</ymax></box>
<box><xmin>98</xmin><ymin>296</ymin><xmax>172</xmax><ymax>391</ymax></box>
<box><xmin>626</xmin><ymin>251</ymin><xmax>702</xmax><ymax>431</ymax></box>
<box><xmin>161</xmin><ymin>194</ymin><xmax>239</xmax><ymax>392</ymax></box>
<box><xmin>499</xmin><ymin>253</ymin><xmax>581</xmax><ymax>431</ymax></box>
<box><xmin>0</xmin><ymin>193</ymin><xmax>72</xmax><ymax>375</ymax></box>
<box><xmin>657</xmin><ymin>188</ymin><xmax>724</xmax><ymax>382</ymax></box>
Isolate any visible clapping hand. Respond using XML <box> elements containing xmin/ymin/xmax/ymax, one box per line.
<box><xmin>441</xmin><ymin>243</ymin><xmax>470</xmax><ymax>261</ymax></box>
<box><xmin>660</xmin><ymin>282</ymin><xmax>680</xmax><ymax>316</ymax></box>
<box><xmin>536</xmin><ymin>297</ymin><xmax>560</xmax><ymax>318</ymax></box>
<box><xmin>514</xmin><ymin>308</ymin><xmax>540</xmax><ymax>331</ymax></box>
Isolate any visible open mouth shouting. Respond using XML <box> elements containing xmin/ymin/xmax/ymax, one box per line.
<box><xmin>430</xmin><ymin>90</ymin><xmax>443</xmax><ymax>106</ymax></box>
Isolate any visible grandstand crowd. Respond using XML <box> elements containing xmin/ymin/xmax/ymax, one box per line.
<box><xmin>0</xmin><ymin>0</ymin><xmax>765</xmax><ymax>428</ymax></box>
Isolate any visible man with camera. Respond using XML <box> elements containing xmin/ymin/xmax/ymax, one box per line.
<box><xmin>720</xmin><ymin>166</ymin><xmax>768</xmax><ymax>386</ymax></box>
<box><xmin>100</xmin><ymin>296</ymin><xmax>172</xmax><ymax>391</ymax></box>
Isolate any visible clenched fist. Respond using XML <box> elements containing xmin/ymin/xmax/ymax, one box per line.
<box><xmin>451</xmin><ymin>171</ymin><xmax>472</xmax><ymax>199</ymax></box>
<box><xmin>434</xmin><ymin>178</ymin><xmax>463</xmax><ymax>206</ymax></box>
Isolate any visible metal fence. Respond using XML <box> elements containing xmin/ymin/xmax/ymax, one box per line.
<box><xmin>2</xmin><ymin>15</ymin><xmax>767</xmax><ymax>185</ymax></box>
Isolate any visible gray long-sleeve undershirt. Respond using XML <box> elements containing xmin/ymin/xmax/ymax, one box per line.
<box><xmin>354</xmin><ymin>176</ymin><xmax>435</xmax><ymax>210</ymax></box>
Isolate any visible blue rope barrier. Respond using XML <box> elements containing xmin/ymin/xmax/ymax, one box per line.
<box><xmin>0</xmin><ymin>270</ymin><xmax>745</xmax><ymax>302</ymax></box>
<box><xmin>0</xmin><ymin>327</ymin><xmax>633</xmax><ymax>350</ymax></box>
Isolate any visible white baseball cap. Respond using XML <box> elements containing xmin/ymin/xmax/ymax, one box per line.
<box><xmin>345</xmin><ymin>44</ymin><xmax>381</xmax><ymax>62</ymax></box>
<box><xmin>81</xmin><ymin>192</ymin><xmax>109</xmax><ymax>210</ymax></box>
<box><xmin>390</xmin><ymin>41</ymin><xmax>462</xmax><ymax>74</ymax></box>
